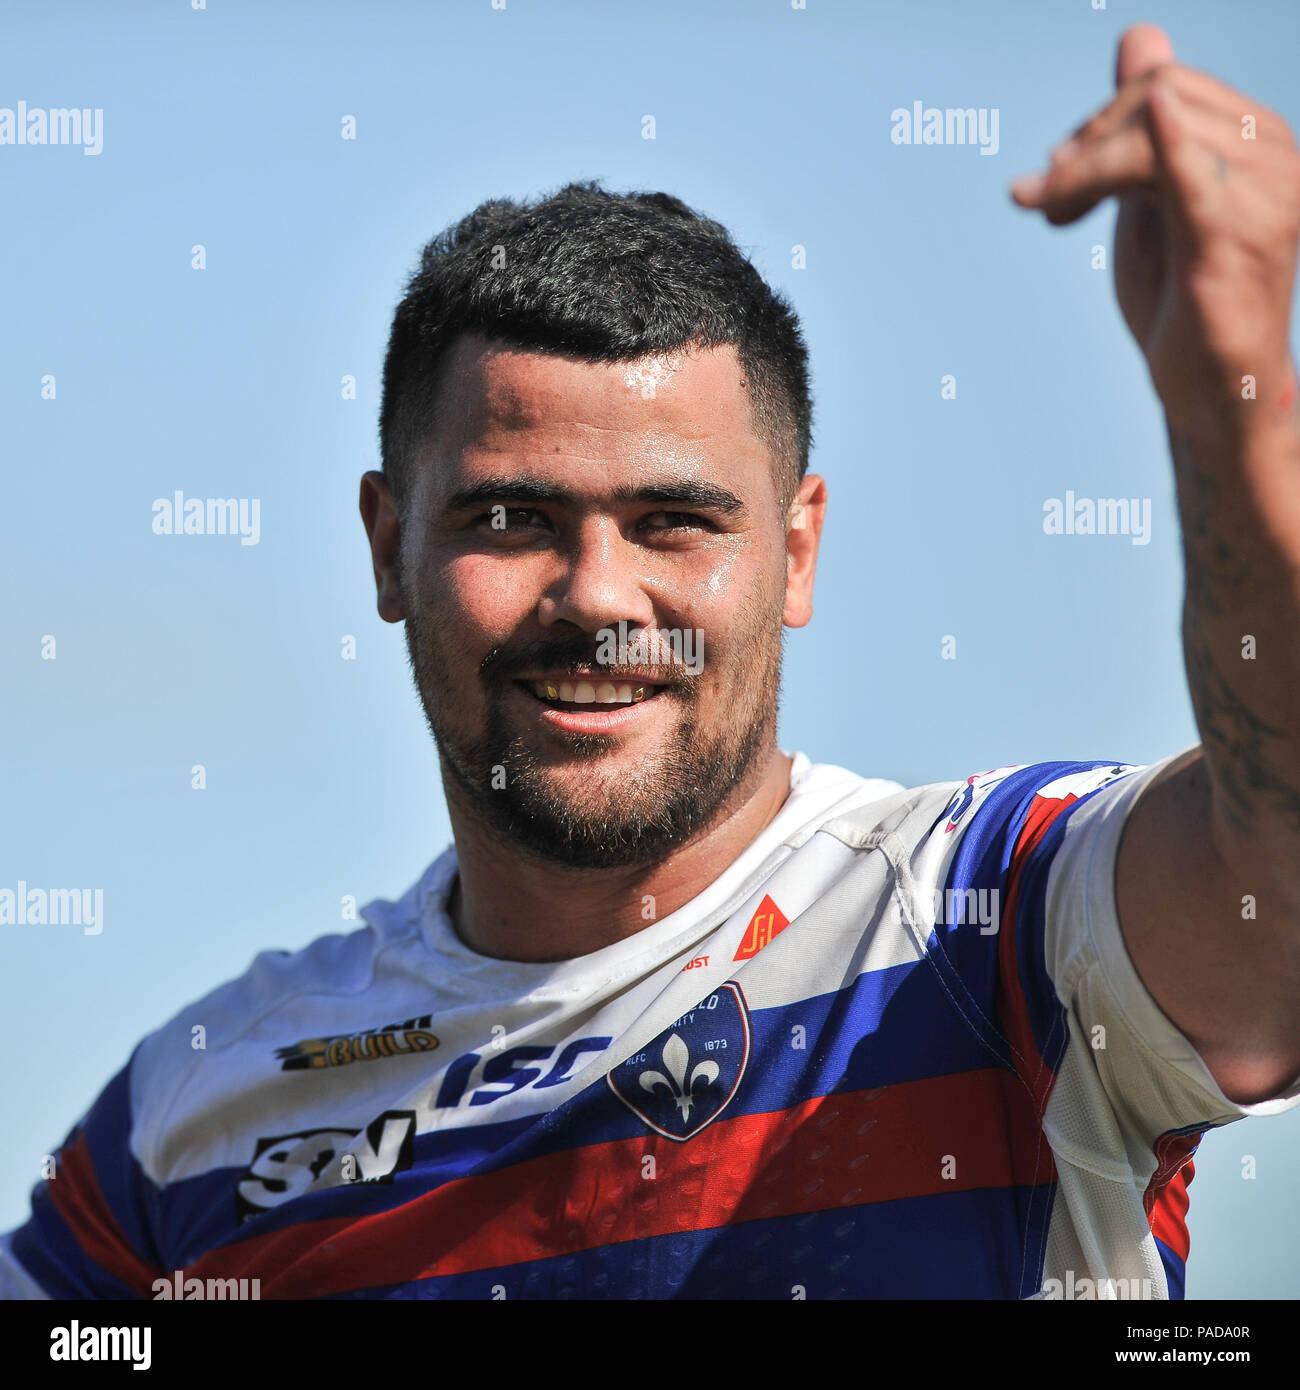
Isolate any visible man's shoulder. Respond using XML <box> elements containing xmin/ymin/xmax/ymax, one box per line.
<box><xmin>125</xmin><ymin>867</ymin><xmax>446</xmax><ymax>1166</ymax></box>
<box><xmin>140</xmin><ymin>849</ymin><xmax>452</xmax><ymax>1064</ymax></box>
<box><xmin>131</xmin><ymin>922</ymin><xmax>383</xmax><ymax>1083</ymax></box>
<box><xmin>815</xmin><ymin>757</ymin><xmax>1152</xmax><ymax>868</ymax></box>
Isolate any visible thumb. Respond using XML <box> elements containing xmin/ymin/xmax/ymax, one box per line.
<box><xmin>1116</xmin><ymin>22</ymin><xmax>1175</xmax><ymax>88</ymax></box>
<box><xmin>1114</xmin><ymin>23</ymin><xmax>1179</xmax><ymax>236</ymax></box>
<box><xmin>1115</xmin><ymin>24</ymin><xmax>1195</xmax><ymax>247</ymax></box>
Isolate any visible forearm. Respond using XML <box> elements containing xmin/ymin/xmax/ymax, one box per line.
<box><xmin>1170</xmin><ymin>364</ymin><xmax>1300</xmax><ymax>895</ymax></box>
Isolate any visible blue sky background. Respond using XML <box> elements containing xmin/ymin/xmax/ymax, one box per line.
<box><xmin>2</xmin><ymin>0</ymin><xmax>1297</xmax><ymax>1297</ymax></box>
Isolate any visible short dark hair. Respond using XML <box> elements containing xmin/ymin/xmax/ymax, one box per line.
<box><xmin>379</xmin><ymin>179</ymin><xmax>813</xmax><ymax>512</ymax></box>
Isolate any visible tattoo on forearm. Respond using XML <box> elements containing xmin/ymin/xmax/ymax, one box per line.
<box><xmin>1182</xmin><ymin>613</ymin><xmax>1300</xmax><ymax>836</ymax></box>
<box><xmin>1171</xmin><ymin>427</ymin><xmax>1300</xmax><ymax>839</ymax></box>
<box><xmin>1171</xmin><ymin>429</ymin><xmax>1226</xmax><ymax>618</ymax></box>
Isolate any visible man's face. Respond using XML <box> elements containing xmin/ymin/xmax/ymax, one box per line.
<box><xmin>369</xmin><ymin>333</ymin><xmax>820</xmax><ymax>869</ymax></box>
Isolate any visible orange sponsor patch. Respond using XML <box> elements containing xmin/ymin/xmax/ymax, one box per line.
<box><xmin>732</xmin><ymin>894</ymin><xmax>790</xmax><ymax>961</ymax></box>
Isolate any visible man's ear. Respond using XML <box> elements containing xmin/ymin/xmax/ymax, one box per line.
<box><xmin>783</xmin><ymin>473</ymin><xmax>827</xmax><ymax>629</ymax></box>
<box><xmin>359</xmin><ymin>471</ymin><xmax>407</xmax><ymax>624</ymax></box>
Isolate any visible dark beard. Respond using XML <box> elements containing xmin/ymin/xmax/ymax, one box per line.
<box><xmin>403</xmin><ymin>622</ymin><xmax>779</xmax><ymax>871</ymax></box>
<box><xmin>439</xmin><ymin>693</ymin><xmax>774</xmax><ymax>869</ymax></box>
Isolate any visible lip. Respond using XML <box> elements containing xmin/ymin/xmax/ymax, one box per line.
<box><xmin>512</xmin><ymin>669</ymin><xmax>672</xmax><ymax>689</ymax></box>
<box><xmin>504</xmin><ymin>680</ymin><xmax>672</xmax><ymax>736</ymax></box>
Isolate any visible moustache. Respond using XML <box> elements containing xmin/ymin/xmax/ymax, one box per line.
<box><xmin>480</xmin><ymin>632</ymin><xmax>695</xmax><ymax>692</ymax></box>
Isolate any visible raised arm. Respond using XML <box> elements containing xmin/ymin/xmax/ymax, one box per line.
<box><xmin>1012</xmin><ymin>24</ymin><xmax>1300</xmax><ymax>1104</ymax></box>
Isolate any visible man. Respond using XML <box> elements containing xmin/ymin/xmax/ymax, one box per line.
<box><xmin>3</xmin><ymin>24</ymin><xmax>1298</xmax><ymax>1300</ymax></box>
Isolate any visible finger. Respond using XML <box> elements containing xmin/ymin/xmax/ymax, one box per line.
<box><xmin>1116</xmin><ymin>22</ymin><xmax>1175</xmax><ymax>88</ymax></box>
<box><xmin>1058</xmin><ymin>80</ymin><xmax>1157</xmax><ymax>158</ymax></box>
<box><xmin>1112</xmin><ymin>25</ymin><xmax>1176</xmax><ymax>296</ymax></box>
<box><xmin>1012</xmin><ymin>124</ymin><xmax>1155</xmax><ymax>224</ymax></box>
<box><xmin>1014</xmin><ymin>70</ymin><xmax>1281</xmax><ymax>217</ymax></box>
<box><xmin>1145</xmin><ymin>75</ymin><xmax>1207</xmax><ymax>253</ymax></box>
<box><xmin>1059</xmin><ymin>66</ymin><xmax>1266</xmax><ymax>160</ymax></box>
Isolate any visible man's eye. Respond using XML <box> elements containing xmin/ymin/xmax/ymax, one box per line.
<box><xmin>476</xmin><ymin>507</ymin><xmax>548</xmax><ymax>532</ymax></box>
<box><xmin>642</xmin><ymin>511</ymin><xmax>714</xmax><ymax>533</ymax></box>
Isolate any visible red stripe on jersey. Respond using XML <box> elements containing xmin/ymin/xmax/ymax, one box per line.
<box><xmin>49</xmin><ymin>1132</ymin><xmax>160</xmax><ymax>1297</ymax></box>
<box><xmin>1149</xmin><ymin>1162</ymin><xmax>1194</xmax><ymax>1262</ymax></box>
<box><xmin>1145</xmin><ymin>1131</ymin><xmax>1199</xmax><ymax>1262</ymax></box>
<box><xmin>185</xmin><ymin>1066</ymin><xmax>1053</xmax><ymax>1298</ymax></box>
<box><xmin>997</xmin><ymin>792</ymin><xmax>1079</xmax><ymax>1113</ymax></box>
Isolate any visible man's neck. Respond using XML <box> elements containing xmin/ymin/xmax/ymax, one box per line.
<box><xmin>444</xmin><ymin>746</ymin><xmax>795</xmax><ymax>963</ymax></box>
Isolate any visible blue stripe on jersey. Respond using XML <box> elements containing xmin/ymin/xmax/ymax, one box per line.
<box><xmin>9</xmin><ymin>1184</ymin><xmax>142</xmax><ymax>1299</ymax></box>
<box><xmin>932</xmin><ymin>761</ymin><xmax>1129</xmax><ymax>1072</ymax></box>
<box><xmin>78</xmin><ymin>1057</ymin><xmax>164</xmax><ymax>1268</ymax></box>
<box><xmin>1154</xmin><ymin>1236</ymin><xmax>1186</xmax><ymax>1300</ymax></box>
<box><xmin>319</xmin><ymin>1185</ymin><xmax>1054</xmax><ymax>1300</ymax></box>
<box><xmin>7</xmin><ymin>1056</ymin><xmax>162</xmax><ymax>1298</ymax></box>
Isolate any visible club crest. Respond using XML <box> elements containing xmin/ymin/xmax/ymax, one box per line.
<box><xmin>607</xmin><ymin>981</ymin><xmax>751</xmax><ymax>1141</ymax></box>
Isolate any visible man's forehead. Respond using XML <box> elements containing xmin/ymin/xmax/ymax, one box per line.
<box><xmin>431</xmin><ymin>333</ymin><xmax>766</xmax><ymax>457</ymax></box>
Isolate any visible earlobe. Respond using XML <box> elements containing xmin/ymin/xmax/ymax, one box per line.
<box><xmin>360</xmin><ymin>471</ymin><xmax>408</xmax><ymax>624</ymax></box>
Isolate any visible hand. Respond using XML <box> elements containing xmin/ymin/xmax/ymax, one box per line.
<box><xmin>1011</xmin><ymin>23</ymin><xmax>1300</xmax><ymax>439</ymax></box>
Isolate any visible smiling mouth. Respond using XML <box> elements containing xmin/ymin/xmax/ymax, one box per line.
<box><xmin>515</xmin><ymin>678</ymin><xmax>665</xmax><ymax>711</ymax></box>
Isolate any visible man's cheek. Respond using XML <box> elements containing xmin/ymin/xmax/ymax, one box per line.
<box><xmin>443</xmin><ymin>558</ymin><xmax>536</xmax><ymax>634</ymax></box>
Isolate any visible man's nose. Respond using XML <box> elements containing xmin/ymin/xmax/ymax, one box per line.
<box><xmin>536</xmin><ymin>519</ymin><xmax>657</xmax><ymax>633</ymax></box>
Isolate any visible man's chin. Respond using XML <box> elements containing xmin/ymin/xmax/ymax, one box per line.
<box><xmin>477</xmin><ymin>796</ymin><xmax>701</xmax><ymax>870</ymax></box>
<box><xmin>450</xmin><ymin>747</ymin><xmax>743</xmax><ymax>870</ymax></box>
<box><xmin>433</xmin><ymin>686</ymin><xmax>776</xmax><ymax>870</ymax></box>
<box><xmin>496</xmin><ymin>774</ymin><xmax>712</xmax><ymax>868</ymax></box>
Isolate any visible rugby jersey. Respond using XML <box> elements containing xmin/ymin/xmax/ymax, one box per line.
<box><xmin>4</xmin><ymin>749</ymin><xmax>1298</xmax><ymax>1301</ymax></box>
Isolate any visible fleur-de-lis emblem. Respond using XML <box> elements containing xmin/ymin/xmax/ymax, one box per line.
<box><xmin>639</xmin><ymin>1032</ymin><xmax>719</xmax><ymax>1122</ymax></box>
<box><xmin>608</xmin><ymin>982</ymin><xmax>751</xmax><ymax>1141</ymax></box>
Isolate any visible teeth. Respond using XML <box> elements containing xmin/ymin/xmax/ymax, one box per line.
<box><xmin>527</xmin><ymin>680</ymin><xmax>655</xmax><ymax>706</ymax></box>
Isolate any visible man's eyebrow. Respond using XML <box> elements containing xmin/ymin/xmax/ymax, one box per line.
<box><xmin>443</xmin><ymin>478</ymin><xmax>571</xmax><ymax>512</ymax></box>
<box><xmin>611</xmin><ymin>481</ymin><xmax>746</xmax><ymax>515</ymax></box>
<box><xmin>442</xmin><ymin>477</ymin><xmax>747</xmax><ymax>516</ymax></box>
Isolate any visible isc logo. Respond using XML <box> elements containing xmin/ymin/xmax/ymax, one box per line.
<box><xmin>433</xmin><ymin>1035</ymin><xmax>613</xmax><ymax>1109</ymax></box>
